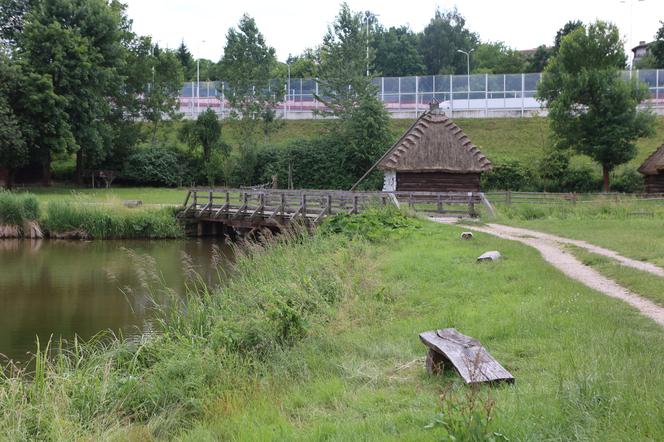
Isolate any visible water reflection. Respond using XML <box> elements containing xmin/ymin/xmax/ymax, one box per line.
<box><xmin>0</xmin><ymin>238</ymin><xmax>232</xmax><ymax>362</ymax></box>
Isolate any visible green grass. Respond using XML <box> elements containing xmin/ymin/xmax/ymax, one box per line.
<box><xmin>0</xmin><ymin>191</ymin><xmax>39</xmax><ymax>225</ymax></box>
<box><xmin>495</xmin><ymin>200</ymin><xmax>664</xmax><ymax>266</ymax></box>
<box><xmin>16</xmin><ymin>186</ymin><xmax>187</xmax><ymax>206</ymax></box>
<box><xmin>40</xmin><ymin>202</ymin><xmax>183</xmax><ymax>239</ymax></box>
<box><xmin>3</xmin><ymin>211</ymin><xmax>664</xmax><ymax>439</ymax></box>
<box><xmin>568</xmin><ymin>245</ymin><xmax>664</xmax><ymax>307</ymax></box>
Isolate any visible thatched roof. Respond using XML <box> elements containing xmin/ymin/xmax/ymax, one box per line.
<box><xmin>639</xmin><ymin>143</ymin><xmax>664</xmax><ymax>176</ymax></box>
<box><xmin>376</xmin><ymin>108</ymin><xmax>492</xmax><ymax>173</ymax></box>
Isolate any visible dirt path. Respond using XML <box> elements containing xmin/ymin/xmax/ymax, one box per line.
<box><xmin>431</xmin><ymin>218</ymin><xmax>664</xmax><ymax>327</ymax></box>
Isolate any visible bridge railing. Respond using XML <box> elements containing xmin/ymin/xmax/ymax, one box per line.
<box><xmin>181</xmin><ymin>188</ymin><xmax>486</xmax><ymax>223</ymax></box>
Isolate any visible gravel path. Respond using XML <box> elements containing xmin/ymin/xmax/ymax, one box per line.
<box><xmin>431</xmin><ymin>218</ymin><xmax>664</xmax><ymax>327</ymax></box>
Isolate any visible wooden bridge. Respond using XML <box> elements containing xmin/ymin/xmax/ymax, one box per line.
<box><xmin>179</xmin><ymin>188</ymin><xmax>492</xmax><ymax>236</ymax></box>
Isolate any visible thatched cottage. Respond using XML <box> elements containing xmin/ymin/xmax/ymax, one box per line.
<box><xmin>361</xmin><ymin>104</ymin><xmax>492</xmax><ymax>193</ymax></box>
<box><xmin>638</xmin><ymin>143</ymin><xmax>664</xmax><ymax>193</ymax></box>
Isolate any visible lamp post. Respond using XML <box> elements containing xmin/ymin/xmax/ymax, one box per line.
<box><xmin>197</xmin><ymin>40</ymin><xmax>206</xmax><ymax>117</ymax></box>
<box><xmin>457</xmin><ymin>49</ymin><xmax>474</xmax><ymax>109</ymax></box>
<box><xmin>621</xmin><ymin>0</ymin><xmax>645</xmax><ymax>69</ymax></box>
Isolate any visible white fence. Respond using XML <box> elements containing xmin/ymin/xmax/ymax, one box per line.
<box><xmin>179</xmin><ymin>69</ymin><xmax>664</xmax><ymax>120</ymax></box>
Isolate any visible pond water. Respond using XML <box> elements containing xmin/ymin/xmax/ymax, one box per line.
<box><xmin>0</xmin><ymin>238</ymin><xmax>232</xmax><ymax>363</ymax></box>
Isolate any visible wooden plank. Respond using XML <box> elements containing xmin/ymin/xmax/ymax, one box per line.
<box><xmin>419</xmin><ymin>328</ymin><xmax>514</xmax><ymax>385</ymax></box>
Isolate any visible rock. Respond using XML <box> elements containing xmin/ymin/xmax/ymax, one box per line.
<box><xmin>123</xmin><ymin>200</ymin><xmax>143</xmax><ymax>208</ymax></box>
<box><xmin>477</xmin><ymin>251</ymin><xmax>501</xmax><ymax>262</ymax></box>
<box><xmin>461</xmin><ymin>232</ymin><xmax>474</xmax><ymax>240</ymax></box>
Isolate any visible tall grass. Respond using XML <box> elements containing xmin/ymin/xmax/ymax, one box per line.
<box><xmin>496</xmin><ymin>199</ymin><xmax>664</xmax><ymax>221</ymax></box>
<box><xmin>0</xmin><ymin>191</ymin><xmax>39</xmax><ymax>225</ymax></box>
<box><xmin>0</xmin><ymin>226</ymin><xmax>367</xmax><ymax>439</ymax></box>
<box><xmin>42</xmin><ymin>202</ymin><xmax>183</xmax><ymax>239</ymax></box>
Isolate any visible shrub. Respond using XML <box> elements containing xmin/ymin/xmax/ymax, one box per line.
<box><xmin>123</xmin><ymin>147</ymin><xmax>183</xmax><ymax>187</ymax></box>
<box><xmin>0</xmin><ymin>191</ymin><xmax>39</xmax><ymax>225</ymax></box>
<box><xmin>319</xmin><ymin>207</ymin><xmax>419</xmax><ymax>241</ymax></box>
<box><xmin>482</xmin><ymin>160</ymin><xmax>536</xmax><ymax>191</ymax></box>
<box><xmin>611</xmin><ymin>168</ymin><xmax>644</xmax><ymax>193</ymax></box>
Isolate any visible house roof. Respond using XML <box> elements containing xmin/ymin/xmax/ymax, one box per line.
<box><xmin>638</xmin><ymin>143</ymin><xmax>664</xmax><ymax>176</ymax></box>
<box><xmin>376</xmin><ymin>108</ymin><xmax>492</xmax><ymax>173</ymax></box>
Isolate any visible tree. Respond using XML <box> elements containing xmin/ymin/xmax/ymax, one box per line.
<box><xmin>554</xmin><ymin>20</ymin><xmax>583</xmax><ymax>53</ymax></box>
<box><xmin>372</xmin><ymin>25</ymin><xmax>425</xmax><ymax>76</ymax></box>
<box><xmin>419</xmin><ymin>8</ymin><xmax>478</xmax><ymax>74</ymax></box>
<box><xmin>0</xmin><ymin>96</ymin><xmax>27</xmax><ymax>188</ymax></box>
<box><xmin>651</xmin><ymin>21</ymin><xmax>664</xmax><ymax>68</ymax></box>
<box><xmin>18</xmin><ymin>0</ymin><xmax>138</xmax><ymax>183</ymax></box>
<box><xmin>220</xmin><ymin>14</ymin><xmax>281</xmax><ymax>184</ymax></box>
<box><xmin>473</xmin><ymin>42</ymin><xmax>526</xmax><ymax>74</ymax></box>
<box><xmin>538</xmin><ymin>21</ymin><xmax>655</xmax><ymax>192</ymax></box>
<box><xmin>0</xmin><ymin>0</ymin><xmax>35</xmax><ymax>45</ymax></box>
<box><xmin>179</xmin><ymin>108</ymin><xmax>229</xmax><ymax>185</ymax></box>
<box><xmin>526</xmin><ymin>45</ymin><xmax>552</xmax><ymax>72</ymax></box>
<box><xmin>315</xmin><ymin>4</ymin><xmax>392</xmax><ymax>183</ymax></box>
<box><xmin>284</xmin><ymin>48</ymin><xmax>319</xmax><ymax>78</ymax></box>
<box><xmin>315</xmin><ymin>3</ymin><xmax>375</xmax><ymax>118</ymax></box>
<box><xmin>142</xmin><ymin>45</ymin><xmax>184</xmax><ymax>145</ymax></box>
<box><xmin>176</xmin><ymin>40</ymin><xmax>195</xmax><ymax>80</ymax></box>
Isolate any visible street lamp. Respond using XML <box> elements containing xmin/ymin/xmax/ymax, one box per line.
<box><xmin>457</xmin><ymin>49</ymin><xmax>474</xmax><ymax>109</ymax></box>
<box><xmin>620</xmin><ymin>0</ymin><xmax>645</xmax><ymax>69</ymax></box>
<box><xmin>197</xmin><ymin>40</ymin><xmax>206</xmax><ymax>116</ymax></box>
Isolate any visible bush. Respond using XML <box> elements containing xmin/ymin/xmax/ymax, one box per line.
<box><xmin>611</xmin><ymin>168</ymin><xmax>643</xmax><ymax>193</ymax></box>
<box><xmin>123</xmin><ymin>147</ymin><xmax>183</xmax><ymax>187</ymax></box>
<box><xmin>0</xmin><ymin>191</ymin><xmax>39</xmax><ymax>225</ymax></box>
<box><xmin>562</xmin><ymin>164</ymin><xmax>601</xmax><ymax>192</ymax></box>
<box><xmin>482</xmin><ymin>160</ymin><xmax>536</xmax><ymax>191</ymax></box>
<box><xmin>319</xmin><ymin>207</ymin><xmax>419</xmax><ymax>241</ymax></box>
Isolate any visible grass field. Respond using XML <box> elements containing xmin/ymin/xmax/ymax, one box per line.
<box><xmin>13</xmin><ymin>186</ymin><xmax>187</xmax><ymax>206</ymax></box>
<box><xmin>495</xmin><ymin>200</ymin><xmax>664</xmax><ymax>266</ymax></box>
<box><xmin>3</xmin><ymin>214</ymin><xmax>664</xmax><ymax>439</ymax></box>
<box><xmin>179</xmin><ymin>220</ymin><xmax>664</xmax><ymax>440</ymax></box>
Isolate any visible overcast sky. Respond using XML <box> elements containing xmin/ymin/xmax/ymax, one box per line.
<box><xmin>124</xmin><ymin>0</ymin><xmax>664</xmax><ymax>62</ymax></box>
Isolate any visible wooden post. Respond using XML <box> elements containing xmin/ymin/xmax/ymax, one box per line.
<box><xmin>326</xmin><ymin>194</ymin><xmax>332</xmax><ymax>215</ymax></box>
<box><xmin>382</xmin><ymin>196</ymin><xmax>387</xmax><ymax>206</ymax></box>
<box><xmin>192</xmin><ymin>191</ymin><xmax>198</xmax><ymax>211</ymax></box>
<box><xmin>353</xmin><ymin>195</ymin><xmax>358</xmax><ymax>214</ymax></box>
<box><xmin>437</xmin><ymin>193</ymin><xmax>443</xmax><ymax>213</ymax></box>
<box><xmin>281</xmin><ymin>193</ymin><xmax>286</xmax><ymax>217</ymax></box>
<box><xmin>506</xmin><ymin>190</ymin><xmax>512</xmax><ymax>206</ymax></box>
<box><xmin>468</xmin><ymin>192</ymin><xmax>475</xmax><ymax>217</ymax></box>
<box><xmin>408</xmin><ymin>193</ymin><xmax>414</xmax><ymax>209</ymax></box>
<box><xmin>301</xmin><ymin>194</ymin><xmax>307</xmax><ymax>218</ymax></box>
<box><xmin>208</xmin><ymin>191</ymin><xmax>213</xmax><ymax>215</ymax></box>
<box><xmin>182</xmin><ymin>190</ymin><xmax>192</xmax><ymax>207</ymax></box>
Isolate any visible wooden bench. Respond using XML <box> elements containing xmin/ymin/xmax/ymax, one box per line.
<box><xmin>419</xmin><ymin>328</ymin><xmax>514</xmax><ymax>385</ymax></box>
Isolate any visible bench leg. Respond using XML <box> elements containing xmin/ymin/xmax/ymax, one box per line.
<box><xmin>426</xmin><ymin>348</ymin><xmax>447</xmax><ymax>375</ymax></box>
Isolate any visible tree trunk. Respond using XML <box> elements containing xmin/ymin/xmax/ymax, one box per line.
<box><xmin>42</xmin><ymin>152</ymin><xmax>52</xmax><ymax>187</ymax></box>
<box><xmin>75</xmin><ymin>149</ymin><xmax>83</xmax><ymax>185</ymax></box>
<box><xmin>602</xmin><ymin>164</ymin><xmax>610</xmax><ymax>193</ymax></box>
<box><xmin>6</xmin><ymin>169</ymin><xmax>15</xmax><ymax>190</ymax></box>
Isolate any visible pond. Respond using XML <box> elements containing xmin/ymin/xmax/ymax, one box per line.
<box><xmin>0</xmin><ymin>238</ymin><xmax>232</xmax><ymax>363</ymax></box>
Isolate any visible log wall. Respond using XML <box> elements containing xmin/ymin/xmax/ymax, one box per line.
<box><xmin>396</xmin><ymin>172</ymin><xmax>481</xmax><ymax>193</ymax></box>
<box><xmin>645</xmin><ymin>174</ymin><xmax>664</xmax><ymax>193</ymax></box>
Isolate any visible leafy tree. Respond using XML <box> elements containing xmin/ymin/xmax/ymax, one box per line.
<box><xmin>526</xmin><ymin>45</ymin><xmax>552</xmax><ymax>72</ymax></box>
<box><xmin>284</xmin><ymin>48</ymin><xmax>319</xmax><ymax>78</ymax></box>
<box><xmin>419</xmin><ymin>8</ymin><xmax>478</xmax><ymax>74</ymax></box>
<box><xmin>315</xmin><ymin>3</ymin><xmax>375</xmax><ymax>117</ymax></box>
<box><xmin>651</xmin><ymin>21</ymin><xmax>664</xmax><ymax>68</ymax></box>
<box><xmin>176</xmin><ymin>40</ymin><xmax>195</xmax><ymax>80</ymax></box>
<box><xmin>0</xmin><ymin>0</ymin><xmax>35</xmax><ymax>45</ymax></box>
<box><xmin>473</xmin><ymin>42</ymin><xmax>526</xmax><ymax>74</ymax></box>
<box><xmin>0</xmin><ymin>53</ymin><xmax>27</xmax><ymax>188</ymax></box>
<box><xmin>220</xmin><ymin>14</ymin><xmax>281</xmax><ymax>184</ymax></box>
<box><xmin>372</xmin><ymin>25</ymin><xmax>425</xmax><ymax>76</ymax></box>
<box><xmin>180</xmin><ymin>109</ymin><xmax>231</xmax><ymax>186</ymax></box>
<box><xmin>18</xmin><ymin>0</ymin><xmax>137</xmax><ymax>182</ymax></box>
<box><xmin>142</xmin><ymin>45</ymin><xmax>184</xmax><ymax>145</ymax></box>
<box><xmin>538</xmin><ymin>21</ymin><xmax>655</xmax><ymax>192</ymax></box>
<box><xmin>554</xmin><ymin>20</ymin><xmax>583</xmax><ymax>53</ymax></box>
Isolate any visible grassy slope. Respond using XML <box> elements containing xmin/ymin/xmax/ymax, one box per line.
<box><xmin>179</xmin><ymin>221</ymin><xmax>664</xmax><ymax>441</ymax></box>
<box><xmin>20</xmin><ymin>186</ymin><xmax>186</xmax><ymax>205</ymax></box>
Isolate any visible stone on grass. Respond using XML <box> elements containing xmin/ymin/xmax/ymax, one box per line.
<box><xmin>461</xmin><ymin>232</ymin><xmax>474</xmax><ymax>240</ymax></box>
<box><xmin>477</xmin><ymin>251</ymin><xmax>501</xmax><ymax>262</ymax></box>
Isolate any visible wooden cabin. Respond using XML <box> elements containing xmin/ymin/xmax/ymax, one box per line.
<box><xmin>373</xmin><ymin>104</ymin><xmax>492</xmax><ymax>193</ymax></box>
<box><xmin>638</xmin><ymin>143</ymin><xmax>664</xmax><ymax>193</ymax></box>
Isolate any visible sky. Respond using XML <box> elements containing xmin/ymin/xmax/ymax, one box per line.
<box><xmin>123</xmin><ymin>0</ymin><xmax>664</xmax><ymax>62</ymax></box>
